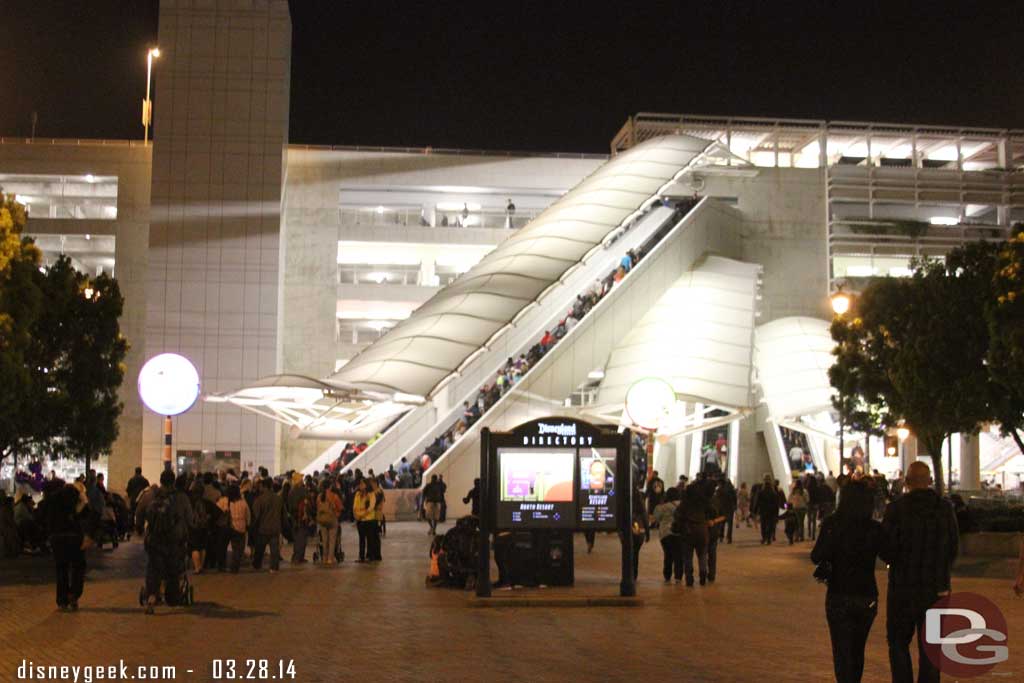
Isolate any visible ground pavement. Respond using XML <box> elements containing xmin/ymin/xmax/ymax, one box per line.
<box><xmin>1</xmin><ymin>521</ymin><xmax>1021</xmax><ymax>682</ymax></box>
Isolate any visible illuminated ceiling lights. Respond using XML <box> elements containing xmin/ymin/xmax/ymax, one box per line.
<box><xmin>929</xmin><ymin>216</ymin><xmax>959</xmax><ymax>226</ymax></box>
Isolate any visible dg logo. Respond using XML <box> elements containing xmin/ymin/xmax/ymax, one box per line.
<box><xmin>923</xmin><ymin>592</ymin><xmax>1009</xmax><ymax>677</ymax></box>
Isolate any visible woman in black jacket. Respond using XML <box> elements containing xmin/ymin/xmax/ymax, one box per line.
<box><xmin>810</xmin><ymin>480</ymin><xmax>883</xmax><ymax>683</ymax></box>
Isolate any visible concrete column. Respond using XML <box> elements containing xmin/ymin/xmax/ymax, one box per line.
<box><xmin>959</xmin><ymin>433</ymin><xmax>981</xmax><ymax>491</ymax></box>
<box><xmin>419</xmin><ymin>257</ymin><xmax>436</xmax><ymax>287</ymax></box>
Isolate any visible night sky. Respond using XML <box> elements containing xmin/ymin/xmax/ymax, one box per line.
<box><xmin>2</xmin><ymin>1</ymin><xmax>1022</xmax><ymax>153</ymax></box>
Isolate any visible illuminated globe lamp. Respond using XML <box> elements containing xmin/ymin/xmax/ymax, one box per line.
<box><xmin>138</xmin><ymin>353</ymin><xmax>201</xmax><ymax>472</ymax></box>
<box><xmin>625</xmin><ymin>378</ymin><xmax>676</xmax><ymax>479</ymax></box>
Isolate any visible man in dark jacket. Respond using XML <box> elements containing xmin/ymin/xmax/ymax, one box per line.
<box><xmin>41</xmin><ymin>482</ymin><xmax>87</xmax><ymax>611</ymax></box>
<box><xmin>715</xmin><ymin>479</ymin><xmax>738</xmax><ymax>544</ymax></box>
<box><xmin>126</xmin><ymin>467</ymin><xmax>149</xmax><ymax>518</ymax></box>
<box><xmin>142</xmin><ymin>469</ymin><xmax>193</xmax><ymax>613</ymax></box>
<box><xmin>880</xmin><ymin>461</ymin><xmax>959</xmax><ymax>683</ymax></box>
<box><xmin>754</xmin><ymin>474</ymin><xmax>780</xmax><ymax>544</ymax></box>
<box><xmin>250</xmin><ymin>479</ymin><xmax>284</xmax><ymax>572</ymax></box>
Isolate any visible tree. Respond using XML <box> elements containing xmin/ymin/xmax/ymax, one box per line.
<box><xmin>985</xmin><ymin>225</ymin><xmax>1024</xmax><ymax>454</ymax></box>
<box><xmin>830</xmin><ymin>257</ymin><xmax>992</xmax><ymax>495</ymax></box>
<box><xmin>0</xmin><ymin>194</ymin><xmax>43</xmax><ymax>476</ymax></box>
<box><xmin>31</xmin><ymin>256</ymin><xmax>128</xmax><ymax>473</ymax></box>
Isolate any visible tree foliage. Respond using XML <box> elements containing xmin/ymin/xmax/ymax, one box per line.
<box><xmin>830</xmin><ymin>256</ymin><xmax>993</xmax><ymax>495</ymax></box>
<box><xmin>0</xmin><ymin>194</ymin><xmax>128</xmax><ymax>474</ymax></box>
<box><xmin>985</xmin><ymin>225</ymin><xmax>1024</xmax><ymax>454</ymax></box>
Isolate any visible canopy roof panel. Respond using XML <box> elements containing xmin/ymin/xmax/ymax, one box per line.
<box><xmin>328</xmin><ymin>135</ymin><xmax>712</xmax><ymax>398</ymax></box>
<box><xmin>754</xmin><ymin>316</ymin><xmax>836</xmax><ymax>421</ymax></box>
<box><xmin>597</xmin><ymin>256</ymin><xmax>762</xmax><ymax>411</ymax></box>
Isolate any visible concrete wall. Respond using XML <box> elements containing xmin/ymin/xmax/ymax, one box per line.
<box><xmin>146</xmin><ymin>0</ymin><xmax>291</xmax><ymax>478</ymax></box>
<box><xmin>701</xmin><ymin>167</ymin><xmax>831</xmax><ymax>322</ymax></box>
<box><xmin>0</xmin><ymin>141</ymin><xmax>151</xmax><ymax>492</ymax></box>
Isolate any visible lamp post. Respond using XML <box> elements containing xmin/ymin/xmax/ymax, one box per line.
<box><xmin>831</xmin><ymin>289</ymin><xmax>851</xmax><ymax>474</ymax></box>
<box><xmin>897</xmin><ymin>425</ymin><xmax>910</xmax><ymax>481</ymax></box>
<box><xmin>142</xmin><ymin>47</ymin><xmax>160</xmax><ymax>145</ymax></box>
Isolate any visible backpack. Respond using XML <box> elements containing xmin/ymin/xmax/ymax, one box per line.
<box><xmin>147</xmin><ymin>491</ymin><xmax>181</xmax><ymax>549</ymax></box>
<box><xmin>193</xmin><ymin>497</ymin><xmax>210</xmax><ymax>529</ymax></box>
<box><xmin>316</xmin><ymin>494</ymin><xmax>337</xmax><ymax>527</ymax></box>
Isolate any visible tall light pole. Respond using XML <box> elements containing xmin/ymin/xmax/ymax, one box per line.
<box><xmin>143</xmin><ymin>47</ymin><xmax>160</xmax><ymax>145</ymax></box>
<box><xmin>831</xmin><ymin>288</ymin><xmax>851</xmax><ymax>475</ymax></box>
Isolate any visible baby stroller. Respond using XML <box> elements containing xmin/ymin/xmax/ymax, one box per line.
<box><xmin>781</xmin><ymin>508</ymin><xmax>798</xmax><ymax>545</ymax></box>
<box><xmin>436</xmin><ymin>515</ymin><xmax>479</xmax><ymax>589</ymax></box>
<box><xmin>138</xmin><ymin>551</ymin><xmax>195</xmax><ymax>607</ymax></box>
<box><xmin>312</xmin><ymin>525</ymin><xmax>344</xmax><ymax>563</ymax></box>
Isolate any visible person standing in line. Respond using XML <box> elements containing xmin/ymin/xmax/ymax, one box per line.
<box><xmin>367</xmin><ymin>477</ymin><xmax>384</xmax><ymax>561</ymax></box>
<box><xmin>125</xmin><ymin>467</ymin><xmax>149</xmax><ymax>524</ymax></box>
<box><xmin>736</xmin><ymin>482</ymin><xmax>751</xmax><ymax>528</ymax></box>
<box><xmin>314</xmin><ymin>482</ymin><xmax>341</xmax><ymax>566</ymax></box>
<box><xmin>226</xmin><ymin>484</ymin><xmax>250</xmax><ymax>573</ymax></box>
<box><xmin>880</xmin><ymin>461</ymin><xmax>959</xmax><ymax>683</ymax></box>
<box><xmin>250</xmin><ymin>479</ymin><xmax>284</xmax><ymax>573</ymax></box>
<box><xmin>353</xmin><ymin>478</ymin><xmax>373</xmax><ymax>562</ymax></box>
<box><xmin>140</xmin><ymin>470</ymin><xmax>193</xmax><ymax>613</ymax></box>
<box><xmin>41</xmin><ymin>482</ymin><xmax>88</xmax><ymax>611</ymax></box>
<box><xmin>653</xmin><ymin>488</ymin><xmax>683</xmax><ymax>583</ymax></box>
<box><xmin>287</xmin><ymin>473</ymin><xmax>309</xmax><ymax>564</ymax></box>
<box><xmin>805</xmin><ymin>475</ymin><xmax>821</xmax><ymax>541</ymax></box>
<box><xmin>811</xmin><ymin>480</ymin><xmax>883</xmax><ymax>683</ymax></box>
<box><xmin>505</xmin><ymin>198</ymin><xmax>516</xmax><ymax>229</ymax></box>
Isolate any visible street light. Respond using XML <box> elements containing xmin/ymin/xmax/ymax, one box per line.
<box><xmin>897</xmin><ymin>425</ymin><xmax>910</xmax><ymax>479</ymax></box>
<box><xmin>831</xmin><ymin>287</ymin><xmax>852</xmax><ymax>473</ymax></box>
<box><xmin>142</xmin><ymin>47</ymin><xmax>160</xmax><ymax>145</ymax></box>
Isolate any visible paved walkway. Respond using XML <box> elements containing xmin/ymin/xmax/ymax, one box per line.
<box><xmin>1</xmin><ymin>522</ymin><xmax>1020</xmax><ymax>682</ymax></box>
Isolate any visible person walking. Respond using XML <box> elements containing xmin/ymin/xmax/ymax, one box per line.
<box><xmin>737</xmin><ymin>482</ymin><xmax>751</xmax><ymax>527</ymax></box>
<box><xmin>880</xmin><ymin>461</ymin><xmax>959</xmax><ymax>683</ymax></box>
<box><xmin>226</xmin><ymin>484</ymin><xmax>250</xmax><ymax>573</ymax></box>
<box><xmin>125</xmin><ymin>467</ymin><xmax>149</xmax><ymax>524</ymax></box>
<box><xmin>754</xmin><ymin>475</ymin><xmax>780</xmax><ymax>545</ymax></box>
<box><xmin>462</xmin><ymin>478</ymin><xmax>481</xmax><ymax>516</ymax></box>
<box><xmin>811</xmin><ymin>480</ymin><xmax>883</xmax><ymax>683</ymax></box>
<box><xmin>250</xmin><ymin>479</ymin><xmax>284</xmax><ymax>572</ymax></box>
<box><xmin>675</xmin><ymin>482</ymin><xmax>711</xmax><ymax>586</ymax></box>
<box><xmin>653</xmin><ymin>488</ymin><xmax>683</xmax><ymax>583</ymax></box>
<box><xmin>314</xmin><ymin>482</ymin><xmax>342</xmax><ymax>565</ymax></box>
<box><xmin>42</xmin><ymin>482</ymin><xmax>88</xmax><ymax>611</ymax></box>
<box><xmin>629</xmin><ymin>487</ymin><xmax>649</xmax><ymax>580</ymax></box>
<box><xmin>715</xmin><ymin>478</ymin><xmax>737</xmax><ymax>543</ymax></box>
<box><xmin>788</xmin><ymin>481</ymin><xmax>809</xmax><ymax>543</ymax></box>
<box><xmin>438</xmin><ymin>474</ymin><xmax>448</xmax><ymax>523</ymax></box>
<box><xmin>422</xmin><ymin>475</ymin><xmax>443</xmax><ymax>535</ymax></box>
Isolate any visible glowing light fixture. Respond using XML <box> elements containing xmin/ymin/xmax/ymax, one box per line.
<box><xmin>624</xmin><ymin>377</ymin><xmax>676</xmax><ymax>431</ymax></box>
<box><xmin>138</xmin><ymin>353</ymin><xmax>201</xmax><ymax>416</ymax></box>
<box><xmin>831</xmin><ymin>292</ymin><xmax>851</xmax><ymax>316</ymax></box>
<box><xmin>897</xmin><ymin>426</ymin><xmax>910</xmax><ymax>441</ymax></box>
<box><xmin>929</xmin><ymin>216</ymin><xmax>958</xmax><ymax>226</ymax></box>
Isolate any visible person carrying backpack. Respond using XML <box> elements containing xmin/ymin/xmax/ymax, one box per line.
<box><xmin>142</xmin><ymin>470</ymin><xmax>193</xmax><ymax>614</ymax></box>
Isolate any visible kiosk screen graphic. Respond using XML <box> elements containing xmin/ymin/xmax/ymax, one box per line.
<box><xmin>497</xmin><ymin>449</ymin><xmax>575</xmax><ymax>528</ymax></box>
<box><xmin>578</xmin><ymin>448</ymin><xmax>617</xmax><ymax>528</ymax></box>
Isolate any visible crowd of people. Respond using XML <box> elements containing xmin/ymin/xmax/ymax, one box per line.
<box><xmin>3</xmin><ymin>465</ymin><xmax>393</xmax><ymax>614</ymax></box>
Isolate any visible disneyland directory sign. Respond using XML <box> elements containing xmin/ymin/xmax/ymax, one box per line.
<box><xmin>497</xmin><ymin>448</ymin><xmax>576</xmax><ymax>528</ymax></box>
<box><xmin>577</xmin><ymin>447</ymin><xmax>617</xmax><ymax>529</ymax></box>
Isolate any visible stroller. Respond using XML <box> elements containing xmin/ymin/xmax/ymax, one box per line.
<box><xmin>432</xmin><ymin>515</ymin><xmax>479</xmax><ymax>589</ymax></box>
<box><xmin>312</xmin><ymin>524</ymin><xmax>344</xmax><ymax>563</ymax></box>
<box><xmin>138</xmin><ymin>549</ymin><xmax>195</xmax><ymax>607</ymax></box>
<box><xmin>138</xmin><ymin>570</ymin><xmax>195</xmax><ymax>607</ymax></box>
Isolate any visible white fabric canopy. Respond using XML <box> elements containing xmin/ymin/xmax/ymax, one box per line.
<box><xmin>754</xmin><ymin>316</ymin><xmax>836</xmax><ymax>421</ymax></box>
<box><xmin>327</xmin><ymin>135</ymin><xmax>712</xmax><ymax>398</ymax></box>
<box><xmin>596</xmin><ymin>256</ymin><xmax>762</xmax><ymax>411</ymax></box>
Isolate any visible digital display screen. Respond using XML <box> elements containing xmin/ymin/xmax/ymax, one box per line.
<box><xmin>497</xmin><ymin>449</ymin><xmax>575</xmax><ymax>528</ymax></box>
<box><xmin>577</xmin><ymin>448</ymin><xmax>616</xmax><ymax>528</ymax></box>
